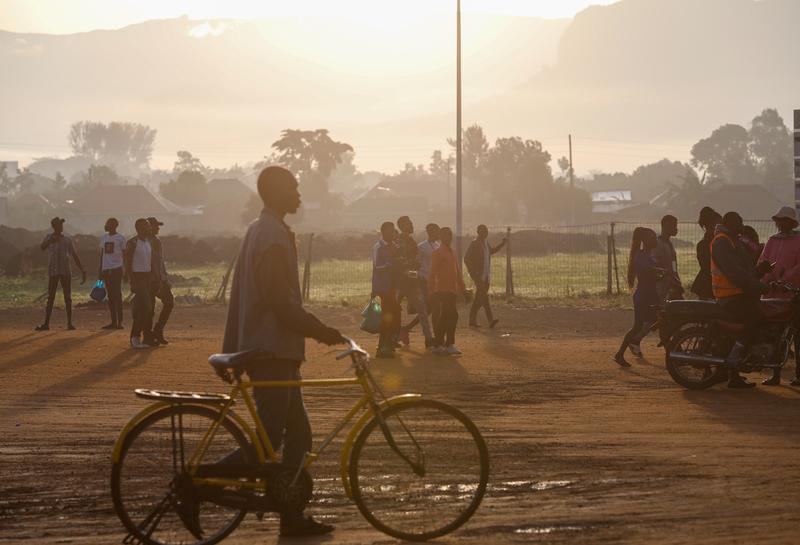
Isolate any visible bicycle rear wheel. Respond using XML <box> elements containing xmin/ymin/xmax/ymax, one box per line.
<box><xmin>349</xmin><ymin>399</ymin><xmax>489</xmax><ymax>541</ymax></box>
<box><xmin>111</xmin><ymin>404</ymin><xmax>254</xmax><ymax>545</ymax></box>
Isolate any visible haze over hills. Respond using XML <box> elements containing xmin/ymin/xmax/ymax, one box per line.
<box><xmin>1</xmin><ymin>0</ymin><xmax>798</xmax><ymax>176</ymax></box>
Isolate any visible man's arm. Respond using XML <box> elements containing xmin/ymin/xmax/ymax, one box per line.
<box><xmin>258</xmin><ymin>244</ymin><xmax>343</xmax><ymax>345</ymax></box>
<box><xmin>68</xmin><ymin>239</ymin><xmax>87</xmax><ymax>283</ymax></box>
<box><xmin>712</xmin><ymin>237</ymin><xmax>765</xmax><ymax>295</ymax></box>
<box><xmin>490</xmin><ymin>238</ymin><xmax>507</xmax><ymax>255</ymax></box>
<box><xmin>41</xmin><ymin>234</ymin><xmax>53</xmax><ymax>250</ymax></box>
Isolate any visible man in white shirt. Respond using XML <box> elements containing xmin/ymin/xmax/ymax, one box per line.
<box><xmin>98</xmin><ymin>217</ymin><xmax>126</xmax><ymax>330</ymax></box>
<box><xmin>402</xmin><ymin>223</ymin><xmax>440</xmax><ymax>348</ymax></box>
<box><xmin>124</xmin><ymin>218</ymin><xmax>157</xmax><ymax>348</ymax></box>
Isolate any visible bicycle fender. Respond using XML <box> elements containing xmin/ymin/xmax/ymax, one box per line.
<box><xmin>110</xmin><ymin>402</ymin><xmax>266</xmax><ymax>465</ymax></box>
<box><xmin>339</xmin><ymin>394</ymin><xmax>422</xmax><ymax>498</ymax></box>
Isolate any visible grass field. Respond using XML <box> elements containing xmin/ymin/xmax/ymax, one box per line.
<box><xmin>0</xmin><ymin>247</ymin><xmax>704</xmax><ymax>309</ymax></box>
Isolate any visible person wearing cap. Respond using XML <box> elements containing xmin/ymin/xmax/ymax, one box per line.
<box><xmin>98</xmin><ymin>217</ymin><xmax>127</xmax><ymax>330</ymax></box>
<box><xmin>124</xmin><ymin>218</ymin><xmax>158</xmax><ymax>348</ymax></box>
<box><xmin>757</xmin><ymin>205</ymin><xmax>800</xmax><ymax>386</ymax></box>
<box><xmin>147</xmin><ymin>217</ymin><xmax>174</xmax><ymax>345</ymax></box>
<box><xmin>35</xmin><ymin>217</ymin><xmax>86</xmax><ymax>331</ymax></box>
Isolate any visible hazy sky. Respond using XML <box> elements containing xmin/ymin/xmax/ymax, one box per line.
<box><xmin>0</xmin><ymin>0</ymin><xmax>618</xmax><ymax>34</ymax></box>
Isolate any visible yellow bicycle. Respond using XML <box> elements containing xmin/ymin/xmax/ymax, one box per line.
<box><xmin>110</xmin><ymin>338</ymin><xmax>489</xmax><ymax>544</ymax></box>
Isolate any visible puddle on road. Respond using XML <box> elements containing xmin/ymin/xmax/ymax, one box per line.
<box><xmin>514</xmin><ymin>524</ymin><xmax>588</xmax><ymax>535</ymax></box>
<box><xmin>492</xmin><ymin>479</ymin><xmax>573</xmax><ymax>492</ymax></box>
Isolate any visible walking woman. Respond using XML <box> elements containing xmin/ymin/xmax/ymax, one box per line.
<box><xmin>690</xmin><ymin>207</ymin><xmax>722</xmax><ymax>300</ymax></box>
<box><xmin>613</xmin><ymin>227</ymin><xmax>662</xmax><ymax>367</ymax></box>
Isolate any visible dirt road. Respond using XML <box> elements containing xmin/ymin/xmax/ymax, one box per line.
<box><xmin>1</xmin><ymin>303</ymin><xmax>798</xmax><ymax>544</ymax></box>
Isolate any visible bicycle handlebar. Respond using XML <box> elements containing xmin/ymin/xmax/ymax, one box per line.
<box><xmin>336</xmin><ymin>337</ymin><xmax>369</xmax><ymax>361</ymax></box>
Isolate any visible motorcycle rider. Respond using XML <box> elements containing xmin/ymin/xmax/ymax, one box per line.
<box><xmin>757</xmin><ymin>206</ymin><xmax>800</xmax><ymax>386</ymax></box>
<box><xmin>711</xmin><ymin>211</ymin><xmax>771</xmax><ymax>388</ymax></box>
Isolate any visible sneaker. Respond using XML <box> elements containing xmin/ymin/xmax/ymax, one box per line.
<box><xmin>154</xmin><ymin>329</ymin><xmax>170</xmax><ymax>345</ymax></box>
<box><xmin>629</xmin><ymin>344</ymin><xmax>643</xmax><ymax>357</ymax></box>
<box><xmin>398</xmin><ymin>328</ymin><xmax>410</xmax><ymax>347</ymax></box>
<box><xmin>433</xmin><ymin>346</ymin><xmax>447</xmax><ymax>357</ymax></box>
<box><xmin>445</xmin><ymin>345</ymin><xmax>462</xmax><ymax>355</ymax></box>
<box><xmin>728</xmin><ymin>376</ymin><xmax>757</xmax><ymax>389</ymax></box>
<box><xmin>35</xmin><ymin>323</ymin><xmax>49</xmax><ymax>331</ymax></box>
<box><xmin>130</xmin><ymin>337</ymin><xmax>146</xmax><ymax>349</ymax></box>
<box><xmin>143</xmin><ymin>336</ymin><xmax>160</xmax><ymax>348</ymax></box>
<box><xmin>101</xmin><ymin>323</ymin><xmax>117</xmax><ymax>330</ymax></box>
<box><xmin>279</xmin><ymin>515</ymin><xmax>334</xmax><ymax>538</ymax></box>
<box><xmin>66</xmin><ymin>323</ymin><xmax>76</xmax><ymax>331</ymax></box>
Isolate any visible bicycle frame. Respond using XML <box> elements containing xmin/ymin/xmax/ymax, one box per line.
<box><xmin>112</xmin><ymin>364</ymin><xmax>422</xmax><ymax>499</ymax></box>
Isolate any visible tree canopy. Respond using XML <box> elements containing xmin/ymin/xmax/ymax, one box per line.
<box><xmin>68</xmin><ymin>121</ymin><xmax>157</xmax><ymax>172</ymax></box>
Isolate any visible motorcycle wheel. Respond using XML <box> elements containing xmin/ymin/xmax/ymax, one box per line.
<box><xmin>665</xmin><ymin>326</ymin><xmax>728</xmax><ymax>390</ymax></box>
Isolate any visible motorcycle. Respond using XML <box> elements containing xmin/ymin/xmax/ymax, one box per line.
<box><xmin>658</xmin><ymin>281</ymin><xmax>800</xmax><ymax>389</ymax></box>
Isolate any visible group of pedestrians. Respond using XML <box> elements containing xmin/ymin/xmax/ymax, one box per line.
<box><xmin>35</xmin><ymin>215</ymin><xmax>174</xmax><ymax>349</ymax></box>
<box><xmin>614</xmin><ymin>205</ymin><xmax>800</xmax><ymax>388</ymax></box>
<box><xmin>370</xmin><ymin>217</ymin><xmax>506</xmax><ymax>358</ymax></box>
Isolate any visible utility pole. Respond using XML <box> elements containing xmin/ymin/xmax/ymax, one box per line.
<box><xmin>794</xmin><ymin>110</ymin><xmax>799</xmax><ymax>216</ymax></box>
<box><xmin>569</xmin><ymin>134</ymin><xmax>575</xmax><ymax>225</ymax></box>
<box><xmin>455</xmin><ymin>0</ymin><xmax>463</xmax><ymax>271</ymax></box>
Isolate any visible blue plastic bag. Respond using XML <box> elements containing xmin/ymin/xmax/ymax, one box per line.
<box><xmin>360</xmin><ymin>298</ymin><xmax>382</xmax><ymax>334</ymax></box>
<box><xmin>90</xmin><ymin>279</ymin><xmax>107</xmax><ymax>302</ymax></box>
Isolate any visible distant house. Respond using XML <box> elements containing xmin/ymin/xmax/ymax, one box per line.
<box><xmin>201</xmin><ymin>178</ymin><xmax>255</xmax><ymax>232</ymax></box>
<box><xmin>343</xmin><ymin>178</ymin><xmax>450</xmax><ymax>230</ymax></box>
<box><xmin>61</xmin><ymin>184</ymin><xmax>201</xmax><ymax>234</ymax></box>
<box><xmin>7</xmin><ymin>193</ymin><xmax>56</xmax><ymax>230</ymax></box>
<box><xmin>590</xmin><ymin>190</ymin><xmax>636</xmax><ymax>214</ymax></box>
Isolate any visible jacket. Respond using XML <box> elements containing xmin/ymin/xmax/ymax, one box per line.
<box><xmin>464</xmin><ymin>238</ymin><xmax>503</xmax><ymax>282</ymax></box>
<box><xmin>371</xmin><ymin>239</ymin><xmax>395</xmax><ymax>295</ymax></box>
<box><xmin>222</xmin><ymin>209</ymin><xmax>330</xmax><ymax>361</ymax></box>
<box><xmin>429</xmin><ymin>244</ymin><xmax>465</xmax><ymax>295</ymax></box>
<box><xmin>758</xmin><ymin>231</ymin><xmax>800</xmax><ymax>298</ymax></box>
<box><xmin>710</xmin><ymin>225</ymin><xmax>764</xmax><ymax>299</ymax></box>
<box><xmin>691</xmin><ymin>232</ymin><xmax>714</xmax><ymax>300</ymax></box>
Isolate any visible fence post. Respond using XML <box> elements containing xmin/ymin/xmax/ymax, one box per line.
<box><xmin>302</xmin><ymin>233</ymin><xmax>315</xmax><ymax>300</ymax></box>
<box><xmin>610</xmin><ymin>222</ymin><xmax>621</xmax><ymax>294</ymax></box>
<box><xmin>606</xmin><ymin>234</ymin><xmax>613</xmax><ymax>295</ymax></box>
<box><xmin>505</xmin><ymin>227</ymin><xmax>514</xmax><ymax>297</ymax></box>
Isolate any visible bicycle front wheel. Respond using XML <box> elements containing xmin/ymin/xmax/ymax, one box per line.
<box><xmin>349</xmin><ymin>399</ymin><xmax>489</xmax><ymax>541</ymax></box>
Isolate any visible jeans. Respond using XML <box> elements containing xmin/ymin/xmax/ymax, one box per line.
<box><xmin>130</xmin><ymin>272</ymin><xmax>153</xmax><ymax>338</ymax></box>
<box><xmin>616</xmin><ymin>317</ymin><xmax>655</xmax><ymax>355</ymax></box>
<box><xmin>433</xmin><ymin>292</ymin><xmax>458</xmax><ymax>347</ymax></box>
<box><xmin>401</xmin><ymin>278</ymin><xmax>434</xmax><ymax>341</ymax></box>
<box><xmin>469</xmin><ymin>278</ymin><xmax>493</xmax><ymax>324</ymax></box>
<box><xmin>102</xmin><ymin>267</ymin><xmax>123</xmax><ymax>326</ymax></box>
<box><xmin>150</xmin><ymin>283</ymin><xmax>174</xmax><ymax>332</ymax></box>
<box><xmin>377</xmin><ymin>291</ymin><xmax>400</xmax><ymax>350</ymax></box>
<box><xmin>44</xmin><ymin>274</ymin><xmax>72</xmax><ymax>325</ymax></box>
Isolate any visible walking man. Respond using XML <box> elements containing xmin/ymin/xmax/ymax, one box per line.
<box><xmin>464</xmin><ymin>225</ymin><xmax>506</xmax><ymax>328</ymax></box>
<box><xmin>99</xmin><ymin>217</ymin><xmax>126</xmax><ymax>330</ymax></box>
<box><xmin>403</xmin><ymin>223</ymin><xmax>440</xmax><ymax>349</ymax></box>
<box><xmin>221</xmin><ymin>166</ymin><xmax>345</xmax><ymax>536</ymax></box>
<box><xmin>125</xmin><ymin>218</ymin><xmax>157</xmax><ymax>348</ymax></box>
<box><xmin>36</xmin><ymin>217</ymin><xmax>86</xmax><ymax>331</ymax></box>
<box><xmin>396</xmin><ymin>216</ymin><xmax>431</xmax><ymax>347</ymax></box>
<box><xmin>372</xmin><ymin>221</ymin><xmax>400</xmax><ymax>358</ymax></box>
<box><xmin>147</xmin><ymin>217</ymin><xmax>174</xmax><ymax>345</ymax></box>
<box><xmin>429</xmin><ymin>227</ymin><xmax>466</xmax><ymax>355</ymax></box>
<box><xmin>653</xmin><ymin>214</ymin><xmax>683</xmax><ymax>302</ymax></box>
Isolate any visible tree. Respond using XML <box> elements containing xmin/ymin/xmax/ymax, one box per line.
<box><xmin>270</xmin><ymin>129</ymin><xmax>353</xmax><ymax>201</ymax></box>
<box><xmin>173</xmin><ymin>150</ymin><xmax>205</xmax><ymax>174</ymax></box>
<box><xmin>557</xmin><ymin>156</ymin><xmax>571</xmax><ymax>179</ymax></box>
<box><xmin>79</xmin><ymin>165</ymin><xmax>123</xmax><ymax>187</ymax></box>
<box><xmin>482</xmin><ymin>137</ymin><xmax>553</xmax><ymax>219</ymax></box>
<box><xmin>69</xmin><ymin>121</ymin><xmax>157</xmax><ymax>171</ymax></box>
<box><xmin>628</xmin><ymin>159</ymin><xmax>695</xmax><ymax>200</ymax></box>
<box><xmin>448</xmin><ymin>124</ymin><xmax>489</xmax><ymax>183</ymax></box>
<box><xmin>160</xmin><ymin>171</ymin><xmax>208</xmax><ymax>206</ymax></box>
<box><xmin>0</xmin><ymin>163</ymin><xmax>7</xmax><ymax>194</ymax></box>
<box><xmin>429</xmin><ymin>149</ymin><xmax>454</xmax><ymax>179</ymax></box>
<box><xmin>690</xmin><ymin>123</ymin><xmax>756</xmax><ymax>185</ymax></box>
<box><xmin>749</xmin><ymin>108</ymin><xmax>792</xmax><ymax>199</ymax></box>
<box><xmin>53</xmin><ymin>171</ymin><xmax>67</xmax><ymax>191</ymax></box>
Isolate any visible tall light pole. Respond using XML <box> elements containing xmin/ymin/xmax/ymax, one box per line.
<box><xmin>456</xmin><ymin>0</ymin><xmax>463</xmax><ymax>270</ymax></box>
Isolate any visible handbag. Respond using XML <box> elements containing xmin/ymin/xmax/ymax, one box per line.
<box><xmin>360</xmin><ymin>297</ymin><xmax>382</xmax><ymax>334</ymax></box>
<box><xmin>90</xmin><ymin>279</ymin><xmax>107</xmax><ymax>302</ymax></box>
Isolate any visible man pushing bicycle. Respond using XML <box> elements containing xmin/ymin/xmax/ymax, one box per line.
<box><xmin>220</xmin><ymin>166</ymin><xmax>345</xmax><ymax>537</ymax></box>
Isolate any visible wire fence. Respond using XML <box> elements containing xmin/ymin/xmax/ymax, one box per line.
<box><xmin>297</xmin><ymin>220</ymin><xmax>776</xmax><ymax>303</ymax></box>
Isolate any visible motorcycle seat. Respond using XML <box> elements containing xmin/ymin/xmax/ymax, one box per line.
<box><xmin>663</xmin><ymin>299</ymin><xmax>733</xmax><ymax>321</ymax></box>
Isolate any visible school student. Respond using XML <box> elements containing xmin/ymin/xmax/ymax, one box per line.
<box><xmin>428</xmin><ymin>227</ymin><xmax>466</xmax><ymax>356</ymax></box>
<box><xmin>99</xmin><ymin>217</ymin><xmax>126</xmax><ymax>330</ymax></box>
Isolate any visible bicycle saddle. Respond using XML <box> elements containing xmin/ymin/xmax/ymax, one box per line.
<box><xmin>208</xmin><ymin>349</ymin><xmax>259</xmax><ymax>370</ymax></box>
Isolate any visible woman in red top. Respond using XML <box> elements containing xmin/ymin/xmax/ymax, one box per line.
<box><xmin>428</xmin><ymin>227</ymin><xmax>466</xmax><ymax>355</ymax></box>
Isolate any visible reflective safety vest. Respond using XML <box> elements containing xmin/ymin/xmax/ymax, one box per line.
<box><xmin>710</xmin><ymin>232</ymin><xmax>745</xmax><ymax>299</ymax></box>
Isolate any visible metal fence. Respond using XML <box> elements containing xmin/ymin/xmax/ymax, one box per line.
<box><xmin>295</xmin><ymin>220</ymin><xmax>775</xmax><ymax>303</ymax></box>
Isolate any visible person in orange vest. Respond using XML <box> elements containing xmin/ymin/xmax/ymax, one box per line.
<box><xmin>711</xmin><ymin>211</ymin><xmax>771</xmax><ymax>388</ymax></box>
